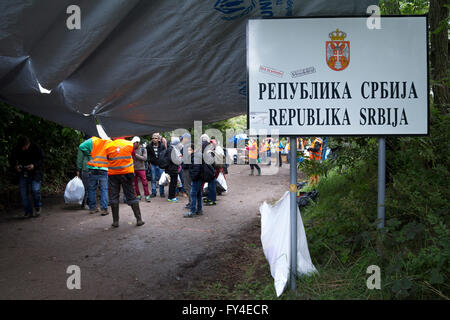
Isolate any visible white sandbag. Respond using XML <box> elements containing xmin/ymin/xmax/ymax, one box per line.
<box><xmin>159</xmin><ymin>172</ymin><xmax>170</xmax><ymax>186</ymax></box>
<box><xmin>64</xmin><ymin>176</ymin><xmax>85</xmax><ymax>205</ymax></box>
<box><xmin>216</xmin><ymin>172</ymin><xmax>228</xmax><ymax>192</ymax></box>
<box><xmin>260</xmin><ymin>191</ymin><xmax>317</xmax><ymax>297</ymax></box>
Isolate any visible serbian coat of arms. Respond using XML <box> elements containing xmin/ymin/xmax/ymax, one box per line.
<box><xmin>326</xmin><ymin>28</ymin><xmax>350</xmax><ymax>71</ymax></box>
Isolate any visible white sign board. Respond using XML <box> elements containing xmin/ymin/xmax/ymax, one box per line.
<box><xmin>247</xmin><ymin>16</ymin><xmax>428</xmax><ymax>136</ymax></box>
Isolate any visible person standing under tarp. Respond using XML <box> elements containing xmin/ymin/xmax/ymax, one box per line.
<box><xmin>106</xmin><ymin>138</ymin><xmax>144</xmax><ymax>228</ymax></box>
<box><xmin>78</xmin><ymin>136</ymin><xmax>110</xmax><ymax>216</ymax></box>
<box><xmin>167</xmin><ymin>137</ymin><xmax>182</xmax><ymax>203</ymax></box>
<box><xmin>10</xmin><ymin>136</ymin><xmax>44</xmax><ymax>218</ymax></box>
<box><xmin>132</xmin><ymin>136</ymin><xmax>151</xmax><ymax>202</ymax></box>
<box><xmin>180</xmin><ymin>132</ymin><xmax>192</xmax><ymax>209</ymax></box>
<box><xmin>76</xmin><ymin>134</ymin><xmax>91</xmax><ymax>210</ymax></box>
<box><xmin>204</xmin><ymin>138</ymin><xmax>217</xmax><ymax>206</ymax></box>
<box><xmin>184</xmin><ymin>143</ymin><xmax>203</xmax><ymax>218</ymax></box>
<box><xmin>247</xmin><ymin>138</ymin><xmax>261</xmax><ymax>176</ymax></box>
<box><xmin>146</xmin><ymin>133</ymin><xmax>166</xmax><ymax>198</ymax></box>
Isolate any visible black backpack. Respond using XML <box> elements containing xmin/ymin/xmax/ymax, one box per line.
<box><xmin>201</xmin><ymin>163</ymin><xmax>215</xmax><ymax>182</ymax></box>
<box><xmin>158</xmin><ymin>147</ymin><xmax>171</xmax><ymax>170</ymax></box>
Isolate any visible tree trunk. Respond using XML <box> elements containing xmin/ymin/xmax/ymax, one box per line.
<box><xmin>429</xmin><ymin>0</ymin><xmax>449</xmax><ymax>114</ymax></box>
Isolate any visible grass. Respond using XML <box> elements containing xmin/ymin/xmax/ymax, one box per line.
<box><xmin>183</xmin><ymin>226</ymin><xmax>386</xmax><ymax>300</ymax></box>
<box><xmin>183</xmin><ymin>158</ymin><xmax>448</xmax><ymax>300</ymax></box>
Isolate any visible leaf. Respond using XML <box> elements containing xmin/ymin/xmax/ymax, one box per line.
<box><xmin>400</xmin><ymin>278</ymin><xmax>412</xmax><ymax>290</ymax></box>
<box><xmin>429</xmin><ymin>269</ymin><xmax>444</xmax><ymax>285</ymax></box>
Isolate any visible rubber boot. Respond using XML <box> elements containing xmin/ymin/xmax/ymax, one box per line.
<box><xmin>111</xmin><ymin>203</ymin><xmax>119</xmax><ymax>228</ymax></box>
<box><xmin>249</xmin><ymin>169</ymin><xmax>254</xmax><ymax>176</ymax></box>
<box><xmin>257</xmin><ymin>168</ymin><xmax>261</xmax><ymax>176</ymax></box>
<box><xmin>131</xmin><ymin>202</ymin><xmax>145</xmax><ymax>226</ymax></box>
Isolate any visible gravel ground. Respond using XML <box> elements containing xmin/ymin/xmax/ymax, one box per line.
<box><xmin>0</xmin><ymin>164</ymin><xmax>290</xmax><ymax>299</ymax></box>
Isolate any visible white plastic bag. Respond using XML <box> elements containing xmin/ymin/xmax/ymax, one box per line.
<box><xmin>260</xmin><ymin>191</ymin><xmax>317</xmax><ymax>297</ymax></box>
<box><xmin>177</xmin><ymin>174</ymin><xmax>182</xmax><ymax>188</ymax></box>
<box><xmin>216</xmin><ymin>172</ymin><xmax>228</xmax><ymax>192</ymax></box>
<box><xmin>64</xmin><ymin>176</ymin><xmax>85</xmax><ymax>205</ymax></box>
<box><xmin>158</xmin><ymin>172</ymin><xmax>170</xmax><ymax>186</ymax></box>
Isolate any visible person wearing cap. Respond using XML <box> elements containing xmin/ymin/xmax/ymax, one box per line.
<box><xmin>106</xmin><ymin>138</ymin><xmax>144</xmax><ymax>228</ymax></box>
<box><xmin>131</xmin><ymin>136</ymin><xmax>151</xmax><ymax>202</ymax></box>
<box><xmin>146</xmin><ymin>133</ymin><xmax>167</xmax><ymax>198</ymax></box>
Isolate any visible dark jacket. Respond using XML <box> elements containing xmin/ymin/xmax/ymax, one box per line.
<box><xmin>189</xmin><ymin>152</ymin><xmax>203</xmax><ymax>182</ymax></box>
<box><xmin>146</xmin><ymin>141</ymin><xmax>166</xmax><ymax>166</ymax></box>
<box><xmin>165</xmin><ymin>145</ymin><xmax>180</xmax><ymax>175</ymax></box>
<box><xmin>10</xmin><ymin>141</ymin><xmax>45</xmax><ymax>181</ymax></box>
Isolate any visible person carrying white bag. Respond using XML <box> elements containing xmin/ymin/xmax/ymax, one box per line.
<box><xmin>64</xmin><ymin>176</ymin><xmax>85</xmax><ymax>205</ymax></box>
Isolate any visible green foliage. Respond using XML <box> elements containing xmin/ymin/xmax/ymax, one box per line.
<box><xmin>0</xmin><ymin>102</ymin><xmax>84</xmax><ymax>211</ymax></box>
<box><xmin>380</xmin><ymin>0</ymin><xmax>429</xmax><ymax>15</ymax></box>
<box><xmin>299</xmin><ymin>103</ymin><xmax>449</xmax><ymax>299</ymax></box>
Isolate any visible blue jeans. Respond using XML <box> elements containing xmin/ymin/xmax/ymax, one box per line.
<box><xmin>190</xmin><ymin>180</ymin><xmax>203</xmax><ymax>213</ymax></box>
<box><xmin>19</xmin><ymin>175</ymin><xmax>41</xmax><ymax>215</ymax></box>
<box><xmin>207</xmin><ymin>179</ymin><xmax>216</xmax><ymax>202</ymax></box>
<box><xmin>151</xmin><ymin>165</ymin><xmax>165</xmax><ymax>195</ymax></box>
<box><xmin>88</xmin><ymin>169</ymin><xmax>108</xmax><ymax>210</ymax></box>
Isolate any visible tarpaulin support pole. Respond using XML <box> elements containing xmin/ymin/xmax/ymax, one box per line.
<box><xmin>377</xmin><ymin>137</ymin><xmax>386</xmax><ymax>229</ymax></box>
<box><xmin>289</xmin><ymin>136</ymin><xmax>298</xmax><ymax>291</ymax></box>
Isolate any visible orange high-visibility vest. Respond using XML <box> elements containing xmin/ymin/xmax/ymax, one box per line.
<box><xmin>249</xmin><ymin>141</ymin><xmax>258</xmax><ymax>160</ymax></box>
<box><xmin>309</xmin><ymin>138</ymin><xmax>323</xmax><ymax>161</ymax></box>
<box><xmin>87</xmin><ymin>137</ymin><xmax>109</xmax><ymax>168</ymax></box>
<box><xmin>106</xmin><ymin>139</ymin><xmax>134</xmax><ymax>175</ymax></box>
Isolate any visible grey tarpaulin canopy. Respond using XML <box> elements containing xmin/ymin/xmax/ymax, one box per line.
<box><xmin>0</xmin><ymin>0</ymin><xmax>376</xmax><ymax>137</ymax></box>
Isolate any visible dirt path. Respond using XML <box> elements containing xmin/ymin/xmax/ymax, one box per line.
<box><xmin>0</xmin><ymin>164</ymin><xmax>290</xmax><ymax>299</ymax></box>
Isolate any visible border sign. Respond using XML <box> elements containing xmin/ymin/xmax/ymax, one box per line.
<box><xmin>247</xmin><ymin>16</ymin><xmax>429</xmax><ymax>136</ymax></box>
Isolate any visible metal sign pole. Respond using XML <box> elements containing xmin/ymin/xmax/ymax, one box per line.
<box><xmin>377</xmin><ymin>137</ymin><xmax>386</xmax><ymax>229</ymax></box>
<box><xmin>289</xmin><ymin>137</ymin><xmax>298</xmax><ymax>291</ymax></box>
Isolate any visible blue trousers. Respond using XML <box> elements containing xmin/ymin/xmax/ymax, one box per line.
<box><xmin>151</xmin><ymin>165</ymin><xmax>165</xmax><ymax>195</ymax></box>
<box><xmin>88</xmin><ymin>169</ymin><xmax>109</xmax><ymax>210</ymax></box>
<box><xmin>19</xmin><ymin>175</ymin><xmax>41</xmax><ymax>215</ymax></box>
<box><xmin>207</xmin><ymin>179</ymin><xmax>216</xmax><ymax>202</ymax></box>
<box><xmin>190</xmin><ymin>180</ymin><xmax>203</xmax><ymax>214</ymax></box>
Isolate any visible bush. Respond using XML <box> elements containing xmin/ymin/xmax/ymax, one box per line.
<box><xmin>0</xmin><ymin>103</ymin><xmax>84</xmax><ymax>211</ymax></box>
<box><xmin>299</xmin><ymin>105</ymin><xmax>449</xmax><ymax>299</ymax></box>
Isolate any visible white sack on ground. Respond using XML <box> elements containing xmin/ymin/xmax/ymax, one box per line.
<box><xmin>217</xmin><ymin>172</ymin><xmax>228</xmax><ymax>192</ymax></box>
<box><xmin>260</xmin><ymin>191</ymin><xmax>317</xmax><ymax>297</ymax></box>
<box><xmin>64</xmin><ymin>176</ymin><xmax>85</xmax><ymax>205</ymax></box>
